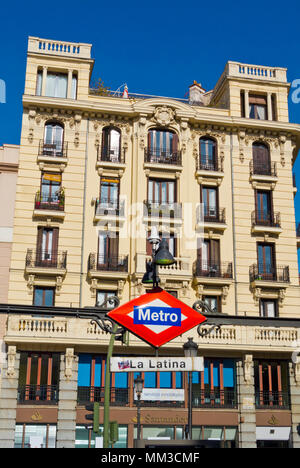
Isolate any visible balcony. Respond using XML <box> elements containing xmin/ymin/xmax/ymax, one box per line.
<box><xmin>144</xmin><ymin>148</ymin><xmax>182</xmax><ymax>170</ymax></box>
<box><xmin>192</xmin><ymin>389</ymin><xmax>237</xmax><ymax>409</ymax></box>
<box><xmin>251</xmin><ymin>211</ymin><xmax>282</xmax><ymax>235</ymax></box>
<box><xmin>94</xmin><ymin>198</ymin><xmax>125</xmax><ymax>225</ymax></box>
<box><xmin>249</xmin><ymin>161</ymin><xmax>277</xmax><ymax>184</ymax></box>
<box><xmin>88</xmin><ymin>253</ymin><xmax>128</xmax><ymax>280</ymax></box>
<box><xmin>38</xmin><ymin>140</ymin><xmax>68</xmax><ymax>161</ymax></box>
<box><xmin>77</xmin><ymin>386</ymin><xmax>129</xmax><ymax>407</ymax></box>
<box><xmin>4</xmin><ymin>313</ymin><xmax>300</xmax><ymax>352</ymax></box>
<box><xmin>25</xmin><ymin>249</ymin><xmax>67</xmax><ymax>275</ymax></box>
<box><xmin>193</xmin><ymin>261</ymin><xmax>233</xmax><ymax>286</ymax></box>
<box><xmin>255</xmin><ymin>391</ymin><xmax>290</xmax><ymax>410</ymax></box>
<box><xmin>297</xmin><ymin>223</ymin><xmax>300</xmax><ymax>248</ymax></box>
<box><xmin>249</xmin><ymin>264</ymin><xmax>290</xmax><ymax>287</ymax></box>
<box><xmin>143</xmin><ymin>201</ymin><xmax>182</xmax><ymax>223</ymax></box>
<box><xmin>17</xmin><ymin>384</ymin><xmax>59</xmax><ymax>405</ymax></box>
<box><xmin>196</xmin><ymin>157</ymin><xmax>224</xmax><ymax>185</ymax></box>
<box><xmin>33</xmin><ymin>192</ymin><xmax>65</xmax><ymax>219</ymax></box>
<box><xmin>96</xmin><ymin>145</ymin><xmax>126</xmax><ymax>172</ymax></box>
<box><xmin>196</xmin><ymin>207</ymin><xmax>227</xmax><ymax>232</ymax></box>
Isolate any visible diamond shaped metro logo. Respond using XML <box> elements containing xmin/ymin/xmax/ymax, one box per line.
<box><xmin>107</xmin><ymin>288</ymin><xmax>207</xmax><ymax>348</ymax></box>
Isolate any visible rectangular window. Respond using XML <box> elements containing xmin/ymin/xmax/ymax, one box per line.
<box><xmin>197</xmin><ymin>239</ymin><xmax>220</xmax><ymax>274</ymax></box>
<box><xmin>18</xmin><ymin>352</ymin><xmax>60</xmax><ymax>403</ymax></box>
<box><xmin>97</xmin><ymin>231</ymin><xmax>119</xmax><ymax>267</ymax></box>
<box><xmin>203</xmin><ymin>296</ymin><xmax>221</xmax><ymax>313</ymax></box>
<box><xmin>36</xmin><ymin>227</ymin><xmax>59</xmax><ymax>266</ymax></box>
<box><xmin>14</xmin><ymin>424</ymin><xmax>57</xmax><ymax>448</ymax></box>
<box><xmin>71</xmin><ymin>74</ymin><xmax>77</xmax><ymax>99</ymax></box>
<box><xmin>260</xmin><ymin>299</ymin><xmax>278</xmax><ymax>318</ymax></box>
<box><xmin>33</xmin><ymin>287</ymin><xmax>55</xmax><ymax>307</ymax></box>
<box><xmin>255</xmin><ymin>190</ymin><xmax>272</xmax><ymax>225</ymax></box>
<box><xmin>257</xmin><ymin>243</ymin><xmax>276</xmax><ymax>280</ymax></box>
<box><xmin>45</xmin><ymin>72</ymin><xmax>68</xmax><ymax>98</ymax></box>
<box><xmin>254</xmin><ymin>360</ymin><xmax>289</xmax><ymax>408</ymax></box>
<box><xmin>36</xmin><ymin>70</ymin><xmax>43</xmax><ymax>96</ymax></box>
<box><xmin>202</xmin><ymin>186</ymin><xmax>218</xmax><ymax>220</ymax></box>
<box><xmin>146</xmin><ymin>231</ymin><xmax>177</xmax><ymax>257</ymax></box>
<box><xmin>148</xmin><ymin>179</ymin><xmax>176</xmax><ymax>204</ymax></box>
<box><xmin>40</xmin><ymin>172</ymin><xmax>61</xmax><ymax>204</ymax></box>
<box><xmin>99</xmin><ymin>178</ymin><xmax>120</xmax><ymax>210</ymax></box>
<box><xmin>249</xmin><ymin>94</ymin><xmax>268</xmax><ymax>120</ymax></box>
<box><xmin>96</xmin><ymin>290</ymin><xmax>116</xmax><ymax>308</ymax></box>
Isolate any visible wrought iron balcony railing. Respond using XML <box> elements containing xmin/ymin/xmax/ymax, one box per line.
<box><xmin>255</xmin><ymin>391</ymin><xmax>290</xmax><ymax>409</ymax></box>
<box><xmin>144</xmin><ymin>148</ymin><xmax>182</xmax><ymax>166</ymax></box>
<box><xmin>249</xmin><ymin>264</ymin><xmax>290</xmax><ymax>283</ymax></box>
<box><xmin>192</xmin><ymin>389</ymin><xmax>238</xmax><ymax>409</ymax></box>
<box><xmin>196</xmin><ymin>156</ymin><xmax>224</xmax><ymax>172</ymax></box>
<box><xmin>38</xmin><ymin>140</ymin><xmax>68</xmax><ymax>158</ymax></box>
<box><xmin>26</xmin><ymin>249</ymin><xmax>67</xmax><ymax>269</ymax></box>
<box><xmin>97</xmin><ymin>145</ymin><xmax>125</xmax><ymax>164</ymax></box>
<box><xmin>17</xmin><ymin>385</ymin><xmax>59</xmax><ymax>404</ymax></box>
<box><xmin>88</xmin><ymin>253</ymin><xmax>128</xmax><ymax>272</ymax></box>
<box><xmin>203</xmin><ymin>208</ymin><xmax>226</xmax><ymax>224</ymax></box>
<box><xmin>34</xmin><ymin>192</ymin><xmax>65</xmax><ymax>211</ymax></box>
<box><xmin>77</xmin><ymin>386</ymin><xmax>129</xmax><ymax>406</ymax></box>
<box><xmin>77</xmin><ymin>386</ymin><xmax>238</xmax><ymax>409</ymax></box>
<box><xmin>251</xmin><ymin>211</ymin><xmax>281</xmax><ymax>228</ymax></box>
<box><xmin>193</xmin><ymin>261</ymin><xmax>233</xmax><ymax>279</ymax></box>
<box><xmin>143</xmin><ymin>200</ymin><xmax>182</xmax><ymax>218</ymax></box>
<box><xmin>249</xmin><ymin>160</ymin><xmax>277</xmax><ymax>177</ymax></box>
<box><xmin>297</xmin><ymin>223</ymin><xmax>300</xmax><ymax>237</ymax></box>
<box><xmin>94</xmin><ymin>198</ymin><xmax>125</xmax><ymax>217</ymax></box>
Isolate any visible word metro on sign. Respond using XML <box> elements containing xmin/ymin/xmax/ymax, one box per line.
<box><xmin>133</xmin><ymin>306</ymin><xmax>181</xmax><ymax>326</ymax></box>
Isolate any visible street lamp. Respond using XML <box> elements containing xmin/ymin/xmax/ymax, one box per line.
<box><xmin>134</xmin><ymin>375</ymin><xmax>144</xmax><ymax>441</ymax></box>
<box><xmin>142</xmin><ymin>227</ymin><xmax>175</xmax><ymax>287</ymax></box>
<box><xmin>183</xmin><ymin>337</ymin><xmax>198</xmax><ymax>440</ymax></box>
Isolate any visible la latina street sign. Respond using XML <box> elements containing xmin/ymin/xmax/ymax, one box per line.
<box><xmin>107</xmin><ymin>288</ymin><xmax>207</xmax><ymax>348</ymax></box>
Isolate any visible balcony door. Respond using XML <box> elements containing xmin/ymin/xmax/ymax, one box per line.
<box><xmin>257</xmin><ymin>243</ymin><xmax>275</xmax><ymax>280</ymax></box>
<box><xmin>99</xmin><ymin>178</ymin><xmax>119</xmax><ymax>211</ymax></box>
<box><xmin>97</xmin><ymin>231</ymin><xmax>119</xmax><ymax>269</ymax></box>
<box><xmin>44</xmin><ymin>122</ymin><xmax>64</xmax><ymax>156</ymax></box>
<box><xmin>148</xmin><ymin>179</ymin><xmax>175</xmax><ymax>205</ymax></box>
<box><xmin>255</xmin><ymin>190</ymin><xmax>272</xmax><ymax>225</ymax></box>
<box><xmin>101</xmin><ymin>127</ymin><xmax>121</xmax><ymax>162</ymax></box>
<box><xmin>200</xmin><ymin>137</ymin><xmax>217</xmax><ymax>171</ymax></box>
<box><xmin>148</xmin><ymin>129</ymin><xmax>178</xmax><ymax>162</ymax></box>
<box><xmin>36</xmin><ymin>227</ymin><xmax>59</xmax><ymax>267</ymax></box>
<box><xmin>197</xmin><ymin>239</ymin><xmax>220</xmax><ymax>276</ymax></box>
<box><xmin>252</xmin><ymin>142</ymin><xmax>271</xmax><ymax>175</ymax></box>
<box><xmin>40</xmin><ymin>172</ymin><xmax>61</xmax><ymax>206</ymax></box>
<box><xmin>201</xmin><ymin>186</ymin><xmax>218</xmax><ymax>220</ymax></box>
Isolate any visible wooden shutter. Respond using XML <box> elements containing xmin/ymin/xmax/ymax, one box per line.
<box><xmin>172</xmin><ymin>133</ymin><xmax>178</xmax><ymax>154</ymax></box>
<box><xmin>210</xmin><ymin>240</ymin><xmax>220</xmax><ymax>268</ymax></box>
<box><xmin>109</xmin><ymin>233</ymin><xmax>119</xmax><ymax>262</ymax></box>
<box><xmin>249</xmin><ymin>94</ymin><xmax>267</xmax><ymax>105</ymax></box>
<box><xmin>146</xmin><ymin>230</ymin><xmax>152</xmax><ymax>256</ymax></box>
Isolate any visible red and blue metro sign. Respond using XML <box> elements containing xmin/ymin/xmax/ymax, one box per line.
<box><xmin>107</xmin><ymin>288</ymin><xmax>207</xmax><ymax>348</ymax></box>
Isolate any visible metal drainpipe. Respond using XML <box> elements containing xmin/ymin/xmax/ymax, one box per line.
<box><xmin>79</xmin><ymin>117</ymin><xmax>89</xmax><ymax>307</ymax></box>
<box><xmin>230</xmin><ymin>131</ymin><xmax>238</xmax><ymax>315</ymax></box>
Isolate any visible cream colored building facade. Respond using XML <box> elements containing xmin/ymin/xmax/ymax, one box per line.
<box><xmin>1</xmin><ymin>37</ymin><xmax>300</xmax><ymax>448</ymax></box>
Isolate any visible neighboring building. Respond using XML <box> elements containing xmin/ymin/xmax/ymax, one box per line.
<box><xmin>0</xmin><ymin>36</ymin><xmax>300</xmax><ymax>448</ymax></box>
<box><xmin>0</xmin><ymin>144</ymin><xmax>19</xmax><ymax>389</ymax></box>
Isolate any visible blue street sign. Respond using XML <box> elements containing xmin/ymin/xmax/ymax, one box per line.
<box><xmin>133</xmin><ymin>306</ymin><xmax>181</xmax><ymax>327</ymax></box>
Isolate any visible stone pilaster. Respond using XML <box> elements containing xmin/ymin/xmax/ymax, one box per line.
<box><xmin>237</xmin><ymin>356</ymin><xmax>257</xmax><ymax>448</ymax></box>
<box><xmin>56</xmin><ymin>348</ymin><xmax>78</xmax><ymax>448</ymax></box>
<box><xmin>0</xmin><ymin>346</ymin><xmax>20</xmax><ymax>448</ymax></box>
<box><xmin>289</xmin><ymin>361</ymin><xmax>300</xmax><ymax>448</ymax></box>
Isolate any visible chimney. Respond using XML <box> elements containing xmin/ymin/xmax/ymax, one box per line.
<box><xmin>189</xmin><ymin>80</ymin><xmax>205</xmax><ymax>105</ymax></box>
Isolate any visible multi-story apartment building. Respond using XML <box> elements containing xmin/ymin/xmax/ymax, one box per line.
<box><xmin>0</xmin><ymin>144</ymin><xmax>19</xmax><ymax>389</ymax></box>
<box><xmin>0</xmin><ymin>36</ymin><xmax>300</xmax><ymax>448</ymax></box>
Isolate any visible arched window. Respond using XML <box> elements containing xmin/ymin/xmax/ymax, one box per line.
<box><xmin>101</xmin><ymin>126</ymin><xmax>121</xmax><ymax>162</ymax></box>
<box><xmin>44</xmin><ymin>121</ymin><xmax>64</xmax><ymax>157</ymax></box>
<box><xmin>147</xmin><ymin>129</ymin><xmax>179</xmax><ymax>164</ymax></box>
<box><xmin>199</xmin><ymin>137</ymin><xmax>218</xmax><ymax>171</ymax></box>
<box><xmin>252</xmin><ymin>142</ymin><xmax>271</xmax><ymax>176</ymax></box>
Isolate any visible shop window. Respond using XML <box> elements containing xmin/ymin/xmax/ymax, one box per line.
<box><xmin>14</xmin><ymin>424</ymin><xmax>57</xmax><ymax>448</ymax></box>
<box><xmin>75</xmin><ymin>425</ymin><xmax>127</xmax><ymax>448</ymax></box>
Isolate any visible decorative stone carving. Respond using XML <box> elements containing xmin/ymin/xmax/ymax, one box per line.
<box><xmin>243</xmin><ymin>354</ymin><xmax>253</xmax><ymax>384</ymax></box>
<box><xmin>293</xmin><ymin>356</ymin><xmax>300</xmax><ymax>385</ymax></box>
<box><xmin>278</xmin><ymin>288</ymin><xmax>286</xmax><ymax>307</ymax></box>
<box><xmin>222</xmin><ymin>286</ymin><xmax>229</xmax><ymax>305</ymax></box>
<box><xmin>153</xmin><ymin>106</ymin><xmax>175</xmax><ymax>127</ymax></box>
<box><xmin>65</xmin><ymin>348</ymin><xmax>75</xmax><ymax>381</ymax></box>
<box><xmin>117</xmin><ymin>280</ymin><xmax>125</xmax><ymax>299</ymax></box>
<box><xmin>6</xmin><ymin>346</ymin><xmax>17</xmax><ymax>378</ymax></box>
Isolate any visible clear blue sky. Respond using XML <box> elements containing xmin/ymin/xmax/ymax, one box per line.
<box><xmin>0</xmin><ymin>0</ymin><xmax>300</xmax><ymax>229</ymax></box>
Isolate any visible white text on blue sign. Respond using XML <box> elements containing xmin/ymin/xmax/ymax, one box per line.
<box><xmin>133</xmin><ymin>306</ymin><xmax>181</xmax><ymax>326</ymax></box>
